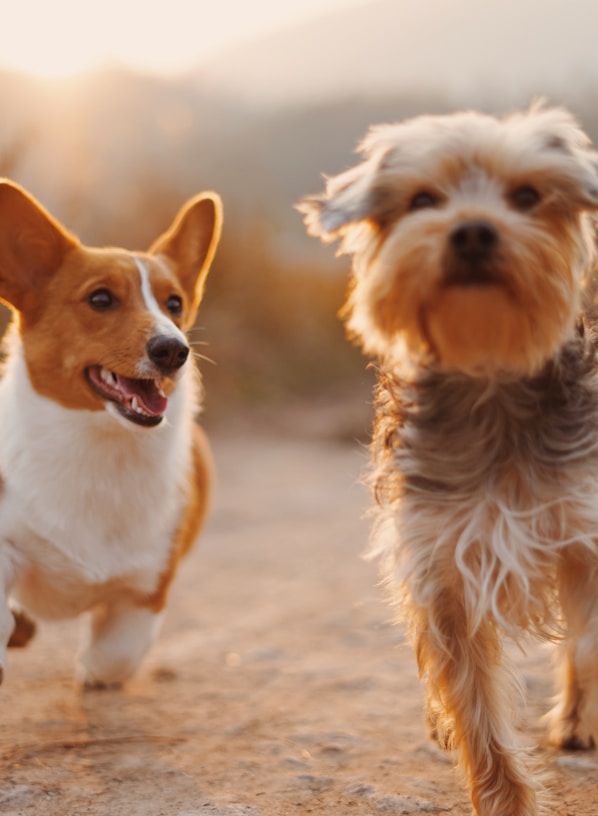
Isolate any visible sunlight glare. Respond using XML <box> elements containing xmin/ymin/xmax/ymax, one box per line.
<box><xmin>3</xmin><ymin>0</ymin><xmax>370</xmax><ymax>80</ymax></box>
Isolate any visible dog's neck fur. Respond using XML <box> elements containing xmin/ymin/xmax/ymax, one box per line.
<box><xmin>368</xmin><ymin>322</ymin><xmax>598</xmax><ymax>641</ymax></box>
<box><xmin>371</xmin><ymin>322</ymin><xmax>598</xmax><ymax>504</ymax></box>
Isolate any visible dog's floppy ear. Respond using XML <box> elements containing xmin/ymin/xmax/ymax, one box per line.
<box><xmin>150</xmin><ymin>192</ymin><xmax>223</xmax><ymax>318</ymax></box>
<box><xmin>0</xmin><ymin>180</ymin><xmax>78</xmax><ymax>311</ymax></box>
<box><xmin>298</xmin><ymin>159</ymin><xmax>382</xmax><ymax>242</ymax></box>
<box><xmin>529</xmin><ymin>105</ymin><xmax>598</xmax><ymax>209</ymax></box>
<box><xmin>564</xmin><ymin>145</ymin><xmax>598</xmax><ymax>210</ymax></box>
<box><xmin>298</xmin><ymin>128</ymin><xmax>399</xmax><ymax>244</ymax></box>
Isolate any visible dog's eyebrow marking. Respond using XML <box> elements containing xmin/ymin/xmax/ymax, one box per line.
<box><xmin>133</xmin><ymin>256</ymin><xmax>186</xmax><ymax>342</ymax></box>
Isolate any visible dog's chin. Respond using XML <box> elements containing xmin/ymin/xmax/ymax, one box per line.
<box><xmin>443</xmin><ymin>264</ymin><xmax>503</xmax><ymax>289</ymax></box>
<box><xmin>423</xmin><ymin>285</ymin><xmax>570</xmax><ymax>377</ymax></box>
<box><xmin>85</xmin><ymin>365</ymin><xmax>168</xmax><ymax>428</ymax></box>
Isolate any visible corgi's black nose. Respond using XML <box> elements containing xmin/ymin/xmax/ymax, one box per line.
<box><xmin>146</xmin><ymin>336</ymin><xmax>189</xmax><ymax>374</ymax></box>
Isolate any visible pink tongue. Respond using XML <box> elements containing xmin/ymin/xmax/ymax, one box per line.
<box><xmin>116</xmin><ymin>375</ymin><xmax>168</xmax><ymax>416</ymax></box>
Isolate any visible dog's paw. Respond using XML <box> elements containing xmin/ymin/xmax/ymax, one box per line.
<box><xmin>560</xmin><ymin>734</ymin><xmax>596</xmax><ymax>751</ymax></box>
<box><xmin>547</xmin><ymin>706</ymin><xmax>596</xmax><ymax>751</ymax></box>
<box><xmin>78</xmin><ymin>655</ymin><xmax>133</xmax><ymax>690</ymax></box>
<box><xmin>82</xmin><ymin>676</ymin><xmax>124</xmax><ymax>692</ymax></box>
<box><xmin>549</xmin><ymin>721</ymin><xmax>596</xmax><ymax>751</ymax></box>
<box><xmin>7</xmin><ymin>609</ymin><xmax>36</xmax><ymax>648</ymax></box>
<box><xmin>425</xmin><ymin>699</ymin><xmax>456</xmax><ymax>751</ymax></box>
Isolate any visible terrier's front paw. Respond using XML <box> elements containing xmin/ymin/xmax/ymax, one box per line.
<box><xmin>426</xmin><ymin>698</ymin><xmax>456</xmax><ymax>751</ymax></box>
<box><xmin>547</xmin><ymin>706</ymin><xmax>596</xmax><ymax>751</ymax></box>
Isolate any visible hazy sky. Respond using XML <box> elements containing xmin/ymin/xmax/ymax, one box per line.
<box><xmin>4</xmin><ymin>0</ymin><xmax>370</xmax><ymax>79</ymax></box>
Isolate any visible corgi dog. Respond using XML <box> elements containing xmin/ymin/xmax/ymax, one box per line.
<box><xmin>0</xmin><ymin>180</ymin><xmax>222</xmax><ymax>687</ymax></box>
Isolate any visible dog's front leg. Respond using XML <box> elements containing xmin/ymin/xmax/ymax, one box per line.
<box><xmin>0</xmin><ymin>605</ymin><xmax>14</xmax><ymax>683</ymax></box>
<box><xmin>548</xmin><ymin>550</ymin><xmax>598</xmax><ymax>749</ymax></box>
<box><xmin>79</xmin><ymin>598</ymin><xmax>165</xmax><ymax>688</ymax></box>
<box><xmin>0</xmin><ymin>554</ymin><xmax>17</xmax><ymax>682</ymax></box>
<box><xmin>412</xmin><ymin>592</ymin><xmax>537</xmax><ymax>816</ymax></box>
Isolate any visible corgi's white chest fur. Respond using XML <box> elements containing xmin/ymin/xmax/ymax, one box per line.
<box><xmin>0</xmin><ymin>340</ymin><xmax>194</xmax><ymax>617</ymax></box>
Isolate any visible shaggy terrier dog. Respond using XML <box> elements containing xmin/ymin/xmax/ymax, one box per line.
<box><xmin>299</xmin><ymin>106</ymin><xmax>598</xmax><ymax>816</ymax></box>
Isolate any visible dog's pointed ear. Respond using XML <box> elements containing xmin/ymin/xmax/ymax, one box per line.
<box><xmin>150</xmin><ymin>192</ymin><xmax>223</xmax><ymax>317</ymax></box>
<box><xmin>0</xmin><ymin>180</ymin><xmax>78</xmax><ymax>311</ymax></box>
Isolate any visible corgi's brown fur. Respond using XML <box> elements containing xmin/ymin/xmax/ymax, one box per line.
<box><xmin>0</xmin><ymin>180</ymin><xmax>222</xmax><ymax>687</ymax></box>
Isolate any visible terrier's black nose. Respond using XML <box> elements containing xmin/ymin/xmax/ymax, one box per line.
<box><xmin>450</xmin><ymin>220</ymin><xmax>498</xmax><ymax>260</ymax></box>
<box><xmin>146</xmin><ymin>336</ymin><xmax>189</xmax><ymax>374</ymax></box>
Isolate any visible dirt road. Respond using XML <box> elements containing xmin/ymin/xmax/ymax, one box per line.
<box><xmin>1</xmin><ymin>426</ymin><xmax>597</xmax><ymax>815</ymax></box>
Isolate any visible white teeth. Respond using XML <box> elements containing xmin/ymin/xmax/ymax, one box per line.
<box><xmin>100</xmin><ymin>367</ymin><xmax>117</xmax><ymax>387</ymax></box>
<box><xmin>130</xmin><ymin>396</ymin><xmax>151</xmax><ymax>417</ymax></box>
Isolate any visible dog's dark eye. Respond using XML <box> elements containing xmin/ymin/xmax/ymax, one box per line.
<box><xmin>510</xmin><ymin>185</ymin><xmax>541</xmax><ymax>211</ymax></box>
<box><xmin>409</xmin><ymin>191</ymin><xmax>439</xmax><ymax>211</ymax></box>
<box><xmin>87</xmin><ymin>288</ymin><xmax>116</xmax><ymax>311</ymax></box>
<box><xmin>166</xmin><ymin>294</ymin><xmax>183</xmax><ymax>316</ymax></box>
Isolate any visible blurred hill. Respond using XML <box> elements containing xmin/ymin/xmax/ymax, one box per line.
<box><xmin>3</xmin><ymin>0</ymin><xmax>598</xmax><ymax>252</ymax></box>
<box><xmin>0</xmin><ymin>70</ymin><xmax>450</xmax><ymax>254</ymax></box>
<box><xmin>199</xmin><ymin>0</ymin><xmax>598</xmax><ymax>108</ymax></box>
<box><xmin>2</xmin><ymin>0</ymin><xmax>598</xmax><ymax>422</ymax></box>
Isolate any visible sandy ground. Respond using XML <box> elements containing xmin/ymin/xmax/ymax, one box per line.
<box><xmin>1</xmin><ymin>418</ymin><xmax>597</xmax><ymax>816</ymax></box>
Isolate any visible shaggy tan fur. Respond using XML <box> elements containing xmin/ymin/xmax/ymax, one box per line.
<box><xmin>299</xmin><ymin>105</ymin><xmax>598</xmax><ymax>815</ymax></box>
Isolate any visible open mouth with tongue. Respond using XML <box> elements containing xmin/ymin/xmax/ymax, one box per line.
<box><xmin>85</xmin><ymin>365</ymin><xmax>168</xmax><ymax>427</ymax></box>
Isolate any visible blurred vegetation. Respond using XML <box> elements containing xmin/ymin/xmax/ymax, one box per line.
<box><xmin>197</xmin><ymin>220</ymin><xmax>367</xmax><ymax>419</ymax></box>
<box><xmin>0</xmin><ymin>114</ymin><xmax>370</xmax><ymax>426</ymax></box>
<box><xmin>3</xmin><ymin>69</ymin><xmax>598</xmax><ymax>428</ymax></box>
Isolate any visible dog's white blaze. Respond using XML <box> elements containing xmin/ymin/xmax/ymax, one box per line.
<box><xmin>133</xmin><ymin>256</ymin><xmax>187</xmax><ymax>345</ymax></box>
